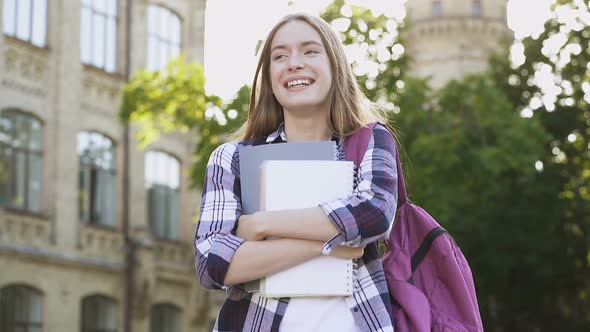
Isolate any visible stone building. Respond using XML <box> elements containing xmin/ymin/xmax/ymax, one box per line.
<box><xmin>0</xmin><ymin>0</ymin><xmax>220</xmax><ymax>331</ymax></box>
<box><xmin>405</xmin><ymin>0</ymin><xmax>512</xmax><ymax>88</ymax></box>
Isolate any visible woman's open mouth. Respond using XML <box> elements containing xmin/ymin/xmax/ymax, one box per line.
<box><xmin>285</xmin><ymin>78</ymin><xmax>315</xmax><ymax>90</ymax></box>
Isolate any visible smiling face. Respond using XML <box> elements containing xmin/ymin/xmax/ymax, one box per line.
<box><xmin>269</xmin><ymin>20</ymin><xmax>333</xmax><ymax>115</ymax></box>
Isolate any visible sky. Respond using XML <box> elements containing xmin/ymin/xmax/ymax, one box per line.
<box><xmin>203</xmin><ymin>0</ymin><xmax>555</xmax><ymax>101</ymax></box>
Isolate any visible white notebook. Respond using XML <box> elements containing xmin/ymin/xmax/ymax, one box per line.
<box><xmin>259</xmin><ymin>160</ymin><xmax>355</xmax><ymax>298</ymax></box>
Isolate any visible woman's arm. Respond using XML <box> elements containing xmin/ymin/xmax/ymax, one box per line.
<box><xmin>195</xmin><ymin>143</ymin><xmax>245</xmax><ymax>290</ymax></box>
<box><xmin>236</xmin><ymin>207</ymin><xmax>339</xmax><ymax>242</ymax></box>
<box><xmin>195</xmin><ymin>143</ymin><xmax>364</xmax><ymax>289</ymax></box>
<box><xmin>224</xmin><ymin>238</ymin><xmax>364</xmax><ymax>286</ymax></box>
<box><xmin>236</xmin><ymin>125</ymin><xmax>399</xmax><ymax>250</ymax></box>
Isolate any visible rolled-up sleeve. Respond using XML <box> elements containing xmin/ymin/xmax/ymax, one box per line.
<box><xmin>319</xmin><ymin>124</ymin><xmax>398</xmax><ymax>252</ymax></box>
<box><xmin>194</xmin><ymin>142</ymin><xmax>246</xmax><ymax>289</ymax></box>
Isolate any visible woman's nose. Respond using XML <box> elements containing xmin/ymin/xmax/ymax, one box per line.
<box><xmin>287</xmin><ymin>53</ymin><xmax>304</xmax><ymax>71</ymax></box>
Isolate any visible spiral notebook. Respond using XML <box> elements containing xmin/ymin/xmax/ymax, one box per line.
<box><xmin>259</xmin><ymin>160</ymin><xmax>355</xmax><ymax>298</ymax></box>
<box><xmin>238</xmin><ymin>141</ymin><xmax>338</xmax><ymax>294</ymax></box>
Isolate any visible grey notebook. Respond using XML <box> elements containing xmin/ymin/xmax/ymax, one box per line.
<box><xmin>238</xmin><ymin>141</ymin><xmax>337</xmax><ymax>292</ymax></box>
<box><xmin>239</xmin><ymin>141</ymin><xmax>337</xmax><ymax>214</ymax></box>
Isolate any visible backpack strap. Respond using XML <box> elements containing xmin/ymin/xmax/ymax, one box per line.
<box><xmin>410</xmin><ymin>227</ymin><xmax>448</xmax><ymax>272</ymax></box>
<box><xmin>343</xmin><ymin>122</ymin><xmax>409</xmax><ymax>206</ymax></box>
<box><xmin>407</xmin><ymin>226</ymin><xmax>448</xmax><ymax>283</ymax></box>
<box><xmin>343</xmin><ymin>124</ymin><xmax>371</xmax><ymax>168</ymax></box>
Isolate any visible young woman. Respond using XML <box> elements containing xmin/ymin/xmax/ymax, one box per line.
<box><xmin>195</xmin><ymin>12</ymin><xmax>399</xmax><ymax>332</ymax></box>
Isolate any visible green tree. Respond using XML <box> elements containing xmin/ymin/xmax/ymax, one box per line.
<box><xmin>396</xmin><ymin>73</ymin><xmax>579</xmax><ymax>330</ymax></box>
<box><xmin>486</xmin><ymin>0</ymin><xmax>590</xmax><ymax>328</ymax></box>
<box><xmin>392</xmin><ymin>0</ymin><xmax>590</xmax><ymax>328</ymax></box>
<box><xmin>120</xmin><ymin>56</ymin><xmax>208</xmax><ymax>145</ymax></box>
<box><xmin>120</xmin><ymin>57</ymin><xmax>249</xmax><ymax>187</ymax></box>
<box><xmin>321</xmin><ymin>0</ymin><xmax>409</xmax><ymax>113</ymax></box>
<box><xmin>189</xmin><ymin>85</ymin><xmax>250</xmax><ymax>187</ymax></box>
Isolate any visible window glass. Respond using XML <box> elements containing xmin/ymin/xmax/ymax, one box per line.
<box><xmin>147</xmin><ymin>5</ymin><xmax>182</xmax><ymax>71</ymax></box>
<box><xmin>80</xmin><ymin>0</ymin><xmax>118</xmax><ymax>72</ymax></box>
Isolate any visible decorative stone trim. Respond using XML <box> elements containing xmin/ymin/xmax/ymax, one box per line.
<box><xmin>81</xmin><ymin>67</ymin><xmax>124</xmax><ymax>112</ymax></box>
<box><xmin>0</xmin><ymin>209</ymin><xmax>50</xmax><ymax>248</ymax></box>
<box><xmin>2</xmin><ymin>40</ymin><xmax>49</xmax><ymax>97</ymax></box>
<box><xmin>407</xmin><ymin>17</ymin><xmax>511</xmax><ymax>40</ymax></box>
<box><xmin>154</xmin><ymin>239</ymin><xmax>193</xmax><ymax>273</ymax></box>
<box><xmin>78</xmin><ymin>223</ymin><xmax>124</xmax><ymax>261</ymax></box>
<box><xmin>1</xmin><ymin>78</ymin><xmax>47</xmax><ymax>97</ymax></box>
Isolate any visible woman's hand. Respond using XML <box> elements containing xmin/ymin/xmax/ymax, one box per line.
<box><xmin>236</xmin><ymin>213</ymin><xmax>267</xmax><ymax>241</ymax></box>
<box><xmin>329</xmin><ymin>245</ymin><xmax>366</xmax><ymax>259</ymax></box>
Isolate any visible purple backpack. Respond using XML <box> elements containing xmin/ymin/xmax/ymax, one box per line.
<box><xmin>344</xmin><ymin>123</ymin><xmax>484</xmax><ymax>332</ymax></box>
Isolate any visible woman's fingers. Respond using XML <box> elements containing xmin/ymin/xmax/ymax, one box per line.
<box><xmin>329</xmin><ymin>245</ymin><xmax>365</xmax><ymax>259</ymax></box>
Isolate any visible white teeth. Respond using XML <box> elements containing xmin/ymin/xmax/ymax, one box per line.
<box><xmin>287</xmin><ymin>79</ymin><xmax>311</xmax><ymax>88</ymax></box>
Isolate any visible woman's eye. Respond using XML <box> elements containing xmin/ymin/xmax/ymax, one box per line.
<box><xmin>305</xmin><ymin>50</ymin><xmax>319</xmax><ymax>55</ymax></box>
<box><xmin>273</xmin><ymin>54</ymin><xmax>287</xmax><ymax>60</ymax></box>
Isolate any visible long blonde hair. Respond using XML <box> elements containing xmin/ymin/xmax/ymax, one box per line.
<box><xmin>231</xmin><ymin>12</ymin><xmax>389</xmax><ymax>141</ymax></box>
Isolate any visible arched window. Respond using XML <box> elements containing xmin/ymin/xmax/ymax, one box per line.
<box><xmin>0</xmin><ymin>285</ymin><xmax>43</xmax><ymax>332</ymax></box>
<box><xmin>80</xmin><ymin>0</ymin><xmax>119</xmax><ymax>72</ymax></box>
<box><xmin>147</xmin><ymin>5</ymin><xmax>182</xmax><ymax>71</ymax></box>
<box><xmin>77</xmin><ymin>131</ymin><xmax>116</xmax><ymax>226</ymax></box>
<box><xmin>80</xmin><ymin>295</ymin><xmax>117</xmax><ymax>332</ymax></box>
<box><xmin>432</xmin><ymin>0</ymin><xmax>443</xmax><ymax>17</ymax></box>
<box><xmin>145</xmin><ymin>151</ymin><xmax>180</xmax><ymax>239</ymax></box>
<box><xmin>2</xmin><ymin>0</ymin><xmax>47</xmax><ymax>47</ymax></box>
<box><xmin>472</xmin><ymin>0</ymin><xmax>482</xmax><ymax>17</ymax></box>
<box><xmin>0</xmin><ymin>110</ymin><xmax>43</xmax><ymax>212</ymax></box>
<box><xmin>150</xmin><ymin>303</ymin><xmax>181</xmax><ymax>332</ymax></box>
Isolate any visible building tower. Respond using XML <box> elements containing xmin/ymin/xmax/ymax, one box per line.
<box><xmin>405</xmin><ymin>0</ymin><xmax>512</xmax><ymax>88</ymax></box>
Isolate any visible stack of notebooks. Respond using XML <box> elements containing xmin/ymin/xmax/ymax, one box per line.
<box><xmin>239</xmin><ymin>142</ymin><xmax>355</xmax><ymax>298</ymax></box>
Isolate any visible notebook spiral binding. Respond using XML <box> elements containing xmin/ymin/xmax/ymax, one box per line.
<box><xmin>331</xmin><ymin>146</ymin><xmax>358</xmax><ymax>295</ymax></box>
<box><xmin>345</xmin><ymin>155</ymin><xmax>358</xmax><ymax>295</ymax></box>
<box><xmin>346</xmin><ymin>260</ymin><xmax>359</xmax><ymax>294</ymax></box>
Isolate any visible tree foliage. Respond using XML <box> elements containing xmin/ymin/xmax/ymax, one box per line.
<box><xmin>120</xmin><ymin>56</ymin><xmax>208</xmax><ymax>145</ymax></box>
<box><xmin>189</xmin><ymin>85</ymin><xmax>250</xmax><ymax>187</ymax></box>
<box><xmin>120</xmin><ymin>57</ymin><xmax>249</xmax><ymax>187</ymax></box>
<box><xmin>393</xmin><ymin>0</ymin><xmax>590</xmax><ymax>329</ymax></box>
<box><xmin>321</xmin><ymin>0</ymin><xmax>408</xmax><ymax>112</ymax></box>
<box><xmin>484</xmin><ymin>0</ymin><xmax>590</xmax><ymax>328</ymax></box>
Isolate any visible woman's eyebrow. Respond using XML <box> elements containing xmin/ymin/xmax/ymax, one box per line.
<box><xmin>270</xmin><ymin>40</ymin><xmax>323</xmax><ymax>53</ymax></box>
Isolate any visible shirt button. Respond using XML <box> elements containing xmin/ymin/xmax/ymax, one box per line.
<box><xmin>353</xmin><ymin>308</ymin><xmax>359</xmax><ymax>312</ymax></box>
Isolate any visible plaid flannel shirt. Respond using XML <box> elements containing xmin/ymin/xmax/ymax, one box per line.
<box><xmin>195</xmin><ymin>123</ymin><xmax>398</xmax><ymax>332</ymax></box>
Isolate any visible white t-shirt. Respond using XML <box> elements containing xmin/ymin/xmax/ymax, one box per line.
<box><xmin>279</xmin><ymin>297</ymin><xmax>361</xmax><ymax>332</ymax></box>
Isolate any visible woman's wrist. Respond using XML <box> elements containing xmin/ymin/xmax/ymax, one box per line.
<box><xmin>253</xmin><ymin>211</ymin><xmax>270</xmax><ymax>239</ymax></box>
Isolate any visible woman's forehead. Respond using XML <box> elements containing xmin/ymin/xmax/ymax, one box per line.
<box><xmin>270</xmin><ymin>20</ymin><xmax>324</xmax><ymax>48</ymax></box>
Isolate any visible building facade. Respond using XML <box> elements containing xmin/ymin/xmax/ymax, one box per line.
<box><xmin>405</xmin><ymin>0</ymin><xmax>512</xmax><ymax>88</ymax></box>
<box><xmin>0</xmin><ymin>0</ymin><xmax>221</xmax><ymax>331</ymax></box>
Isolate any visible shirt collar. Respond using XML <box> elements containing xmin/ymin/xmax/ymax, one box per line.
<box><xmin>265</xmin><ymin>122</ymin><xmax>342</xmax><ymax>145</ymax></box>
<box><xmin>265</xmin><ymin>122</ymin><xmax>288</xmax><ymax>143</ymax></box>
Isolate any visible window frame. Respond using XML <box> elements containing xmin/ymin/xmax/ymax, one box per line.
<box><xmin>77</xmin><ymin>131</ymin><xmax>117</xmax><ymax>227</ymax></box>
<box><xmin>2</xmin><ymin>0</ymin><xmax>48</xmax><ymax>47</ymax></box>
<box><xmin>0</xmin><ymin>285</ymin><xmax>43</xmax><ymax>331</ymax></box>
<box><xmin>80</xmin><ymin>0</ymin><xmax>119</xmax><ymax>73</ymax></box>
<box><xmin>146</xmin><ymin>4</ymin><xmax>183</xmax><ymax>71</ymax></box>
<box><xmin>472</xmin><ymin>0</ymin><xmax>482</xmax><ymax>17</ymax></box>
<box><xmin>145</xmin><ymin>150</ymin><xmax>181</xmax><ymax>239</ymax></box>
<box><xmin>432</xmin><ymin>0</ymin><xmax>443</xmax><ymax>17</ymax></box>
<box><xmin>80</xmin><ymin>294</ymin><xmax>118</xmax><ymax>332</ymax></box>
<box><xmin>150</xmin><ymin>303</ymin><xmax>181</xmax><ymax>332</ymax></box>
<box><xmin>0</xmin><ymin>110</ymin><xmax>44</xmax><ymax>213</ymax></box>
